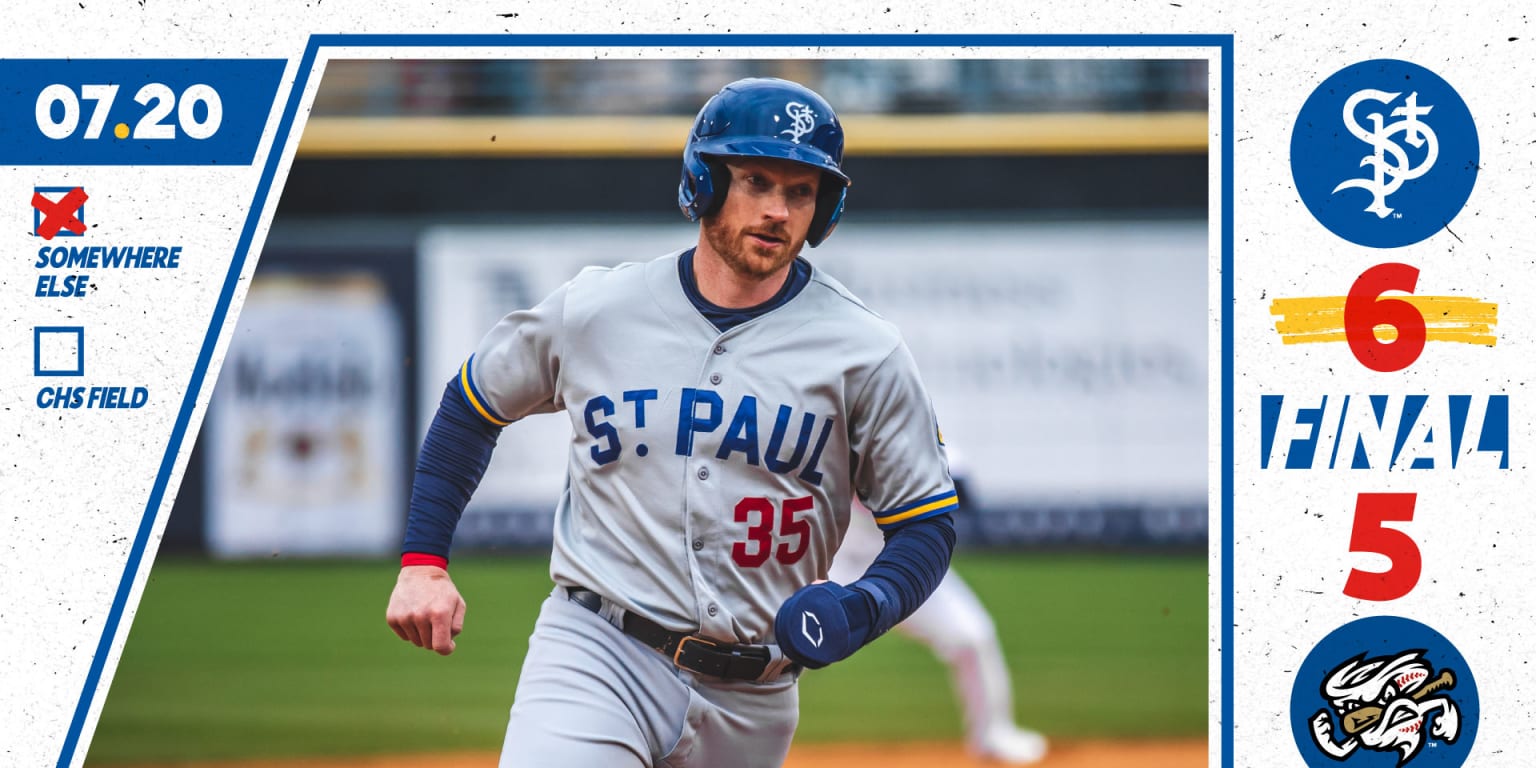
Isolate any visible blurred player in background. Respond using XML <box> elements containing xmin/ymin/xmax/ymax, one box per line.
<box><xmin>828</xmin><ymin>451</ymin><xmax>1047</xmax><ymax>765</ymax></box>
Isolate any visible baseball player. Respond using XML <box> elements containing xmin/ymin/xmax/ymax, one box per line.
<box><xmin>828</xmin><ymin>456</ymin><xmax>1047</xmax><ymax>765</ymax></box>
<box><xmin>385</xmin><ymin>77</ymin><xmax>959</xmax><ymax>768</ymax></box>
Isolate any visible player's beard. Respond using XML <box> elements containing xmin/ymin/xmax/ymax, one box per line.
<box><xmin>702</xmin><ymin>215</ymin><xmax>806</xmax><ymax>283</ymax></box>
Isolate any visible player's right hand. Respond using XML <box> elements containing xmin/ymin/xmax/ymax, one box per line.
<box><xmin>386</xmin><ymin>565</ymin><xmax>467</xmax><ymax>656</ymax></box>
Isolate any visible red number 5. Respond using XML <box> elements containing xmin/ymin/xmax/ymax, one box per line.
<box><xmin>1343</xmin><ymin>492</ymin><xmax>1420</xmax><ymax>602</ymax></box>
<box><xmin>732</xmin><ymin>496</ymin><xmax>814</xmax><ymax>568</ymax></box>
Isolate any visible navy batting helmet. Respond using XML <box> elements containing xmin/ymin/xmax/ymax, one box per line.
<box><xmin>678</xmin><ymin>77</ymin><xmax>851</xmax><ymax>247</ymax></box>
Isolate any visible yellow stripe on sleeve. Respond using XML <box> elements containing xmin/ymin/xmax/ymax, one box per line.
<box><xmin>874</xmin><ymin>495</ymin><xmax>958</xmax><ymax>526</ymax></box>
<box><xmin>460</xmin><ymin>360</ymin><xmax>511</xmax><ymax>427</ymax></box>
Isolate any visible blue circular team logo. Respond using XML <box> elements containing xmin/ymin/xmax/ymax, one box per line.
<box><xmin>1291</xmin><ymin>59</ymin><xmax>1479</xmax><ymax>248</ymax></box>
<box><xmin>1290</xmin><ymin>616</ymin><xmax>1478</xmax><ymax>767</ymax></box>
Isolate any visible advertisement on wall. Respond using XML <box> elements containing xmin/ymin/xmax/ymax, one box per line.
<box><xmin>206</xmin><ymin>273</ymin><xmax>404</xmax><ymax>557</ymax></box>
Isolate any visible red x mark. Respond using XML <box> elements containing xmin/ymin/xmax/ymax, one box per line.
<box><xmin>33</xmin><ymin>187</ymin><xmax>89</xmax><ymax>240</ymax></box>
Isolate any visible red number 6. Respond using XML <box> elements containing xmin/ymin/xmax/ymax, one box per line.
<box><xmin>1344</xmin><ymin>263</ymin><xmax>1425</xmax><ymax>373</ymax></box>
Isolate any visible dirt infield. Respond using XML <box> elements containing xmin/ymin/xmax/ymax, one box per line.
<box><xmin>104</xmin><ymin>740</ymin><xmax>1207</xmax><ymax>768</ymax></box>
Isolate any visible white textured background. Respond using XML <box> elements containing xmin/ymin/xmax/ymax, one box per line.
<box><xmin>1232</xmin><ymin>5</ymin><xmax>1536</xmax><ymax>768</ymax></box>
<box><xmin>0</xmin><ymin>2</ymin><xmax>1528</xmax><ymax>767</ymax></box>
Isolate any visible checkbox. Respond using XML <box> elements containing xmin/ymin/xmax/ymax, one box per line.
<box><xmin>34</xmin><ymin>326</ymin><xmax>84</xmax><ymax>376</ymax></box>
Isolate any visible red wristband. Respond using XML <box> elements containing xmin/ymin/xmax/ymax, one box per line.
<box><xmin>401</xmin><ymin>552</ymin><xmax>449</xmax><ymax>570</ymax></box>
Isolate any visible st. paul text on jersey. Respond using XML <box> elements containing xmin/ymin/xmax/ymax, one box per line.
<box><xmin>583</xmin><ymin>387</ymin><xmax>835</xmax><ymax>485</ymax></box>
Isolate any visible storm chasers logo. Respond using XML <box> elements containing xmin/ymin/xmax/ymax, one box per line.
<box><xmin>1291</xmin><ymin>59</ymin><xmax>1478</xmax><ymax>248</ymax></box>
<box><xmin>1309</xmin><ymin>651</ymin><xmax>1460</xmax><ymax>764</ymax></box>
<box><xmin>1292</xmin><ymin>617</ymin><xmax>1478</xmax><ymax>767</ymax></box>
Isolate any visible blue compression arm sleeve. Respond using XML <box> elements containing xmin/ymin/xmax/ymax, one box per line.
<box><xmin>401</xmin><ymin>377</ymin><xmax>504</xmax><ymax>560</ymax></box>
<box><xmin>848</xmin><ymin>512</ymin><xmax>957</xmax><ymax>642</ymax></box>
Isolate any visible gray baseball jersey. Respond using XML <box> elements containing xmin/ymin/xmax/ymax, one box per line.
<box><xmin>464</xmin><ymin>250</ymin><xmax>955</xmax><ymax>644</ymax></box>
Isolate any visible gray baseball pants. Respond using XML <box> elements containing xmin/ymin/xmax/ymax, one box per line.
<box><xmin>498</xmin><ymin>588</ymin><xmax>800</xmax><ymax>767</ymax></box>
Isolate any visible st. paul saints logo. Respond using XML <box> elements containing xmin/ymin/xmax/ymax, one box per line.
<box><xmin>1331</xmin><ymin>90</ymin><xmax>1437</xmax><ymax>220</ymax></box>
<box><xmin>779</xmin><ymin>102</ymin><xmax>816</xmax><ymax>144</ymax></box>
<box><xmin>1290</xmin><ymin>59</ymin><xmax>1478</xmax><ymax>248</ymax></box>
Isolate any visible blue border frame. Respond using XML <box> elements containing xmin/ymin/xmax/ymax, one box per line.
<box><xmin>1221</xmin><ymin>40</ymin><xmax>1235</xmax><ymax>768</ymax></box>
<box><xmin>56</xmin><ymin>33</ymin><xmax>1236</xmax><ymax>768</ymax></box>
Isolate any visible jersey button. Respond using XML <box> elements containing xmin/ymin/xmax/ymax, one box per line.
<box><xmin>709</xmin><ymin>373</ymin><xmax>722</xmax><ymax>385</ymax></box>
<box><xmin>707</xmin><ymin>603</ymin><xmax>718</xmax><ymax>616</ymax></box>
<box><xmin>692</xmin><ymin>538</ymin><xmax>704</xmax><ymax>551</ymax></box>
<box><xmin>713</xmin><ymin>344</ymin><xmax>726</xmax><ymax>355</ymax></box>
<box><xmin>697</xmin><ymin>467</ymin><xmax>710</xmax><ymax>480</ymax></box>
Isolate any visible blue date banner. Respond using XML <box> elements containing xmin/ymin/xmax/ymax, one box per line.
<box><xmin>0</xmin><ymin>59</ymin><xmax>285</xmax><ymax>165</ymax></box>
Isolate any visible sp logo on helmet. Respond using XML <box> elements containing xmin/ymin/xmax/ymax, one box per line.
<box><xmin>1290</xmin><ymin>59</ymin><xmax>1478</xmax><ymax>249</ymax></box>
<box><xmin>677</xmin><ymin>78</ymin><xmax>850</xmax><ymax>247</ymax></box>
<box><xmin>1290</xmin><ymin>616</ymin><xmax>1478</xmax><ymax>768</ymax></box>
<box><xmin>778</xmin><ymin>102</ymin><xmax>817</xmax><ymax>144</ymax></box>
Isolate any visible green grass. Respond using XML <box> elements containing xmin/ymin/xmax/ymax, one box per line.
<box><xmin>797</xmin><ymin>554</ymin><xmax>1206</xmax><ymax>742</ymax></box>
<box><xmin>86</xmin><ymin>553</ymin><xmax>1205</xmax><ymax>764</ymax></box>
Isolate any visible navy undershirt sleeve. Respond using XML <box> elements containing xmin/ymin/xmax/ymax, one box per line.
<box><xmin>848</xmin><ymin>512</ymin><xmax>957</xmax><ymax>643</ymax></box>
<box><xmin>401</xmin><ymin>377</ymin><xmax>504</xmax><ymax>559</ymax></box>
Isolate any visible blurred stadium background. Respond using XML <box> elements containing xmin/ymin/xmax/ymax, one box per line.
<box><xmin>88</xmin><ymin>58</ymin><xmax>1209</xmax><ymax>766</ymax></box>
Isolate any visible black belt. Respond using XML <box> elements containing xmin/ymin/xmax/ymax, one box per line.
<box><xmin>567</xmin><ymin>587</ymin><xmax>777</xmax><ymax>681</ymax></box>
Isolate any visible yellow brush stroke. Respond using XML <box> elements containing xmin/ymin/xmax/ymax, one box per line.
<box><xmin>1270</xmin><ymin>296</ymin><xmax>1498</xmax><ymax>346</ymax></box>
